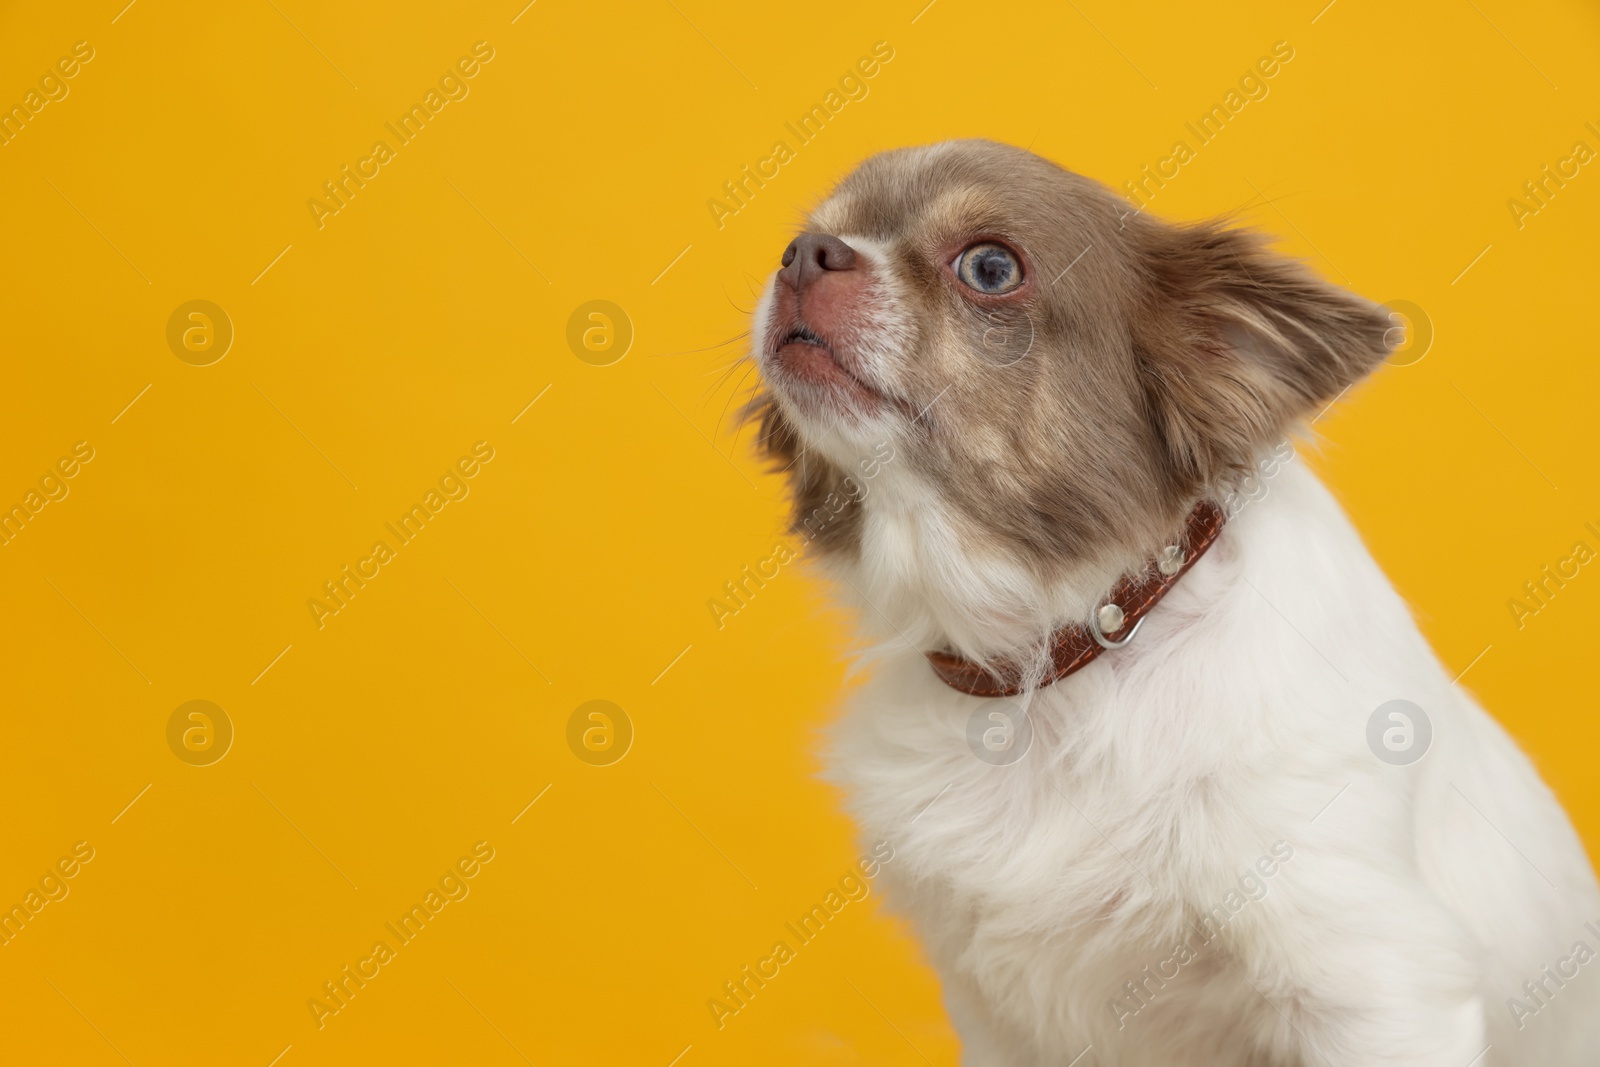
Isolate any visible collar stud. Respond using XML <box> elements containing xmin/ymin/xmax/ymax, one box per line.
<box><xmin>925</xmin><ymin>500</ymin><xmax>1227</xmax><ymax>697</ymax></box>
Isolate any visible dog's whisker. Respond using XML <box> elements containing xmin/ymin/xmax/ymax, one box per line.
<box><xmin>650</xmin><ymin>331</ymin><xmax>749</xmax><ymax>359</ymax></box>
<box><xmin>714</xmin><ymin>362</ymin><xmax>759</xmax><ymax>442</ymax></box>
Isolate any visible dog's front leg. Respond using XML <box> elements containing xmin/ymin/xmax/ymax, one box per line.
<box><xmin>1240</xmin><ymin>857</ymin><xmax>1487</xmax><ymax>1065</ymax></box>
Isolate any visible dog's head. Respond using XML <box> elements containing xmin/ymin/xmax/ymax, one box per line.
<box><xmin>749</xmin><ymin>140</ymin><xmax>1394</xmax><ymax>573</ymax></box>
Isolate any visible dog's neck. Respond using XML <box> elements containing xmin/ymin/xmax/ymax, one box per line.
<box><xmin>824</xmin><ymin>461</ymin><xmax>1171</xmax><ymax>664</ymax></box>
<box><xmin>810</xmin><ymin>433</ymin><xmax>1300</xmax><ymax>668</ymax></box>
<box><xmin>926</xmin><ymin>500</ymin><xmax>1227</xmax><ymax>696</ymax></box>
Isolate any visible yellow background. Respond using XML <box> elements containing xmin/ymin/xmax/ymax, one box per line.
<box><xmin>2</xmin><ymin>1</ymin><xmax>1597</xmax><ymax>1063</ymax></box>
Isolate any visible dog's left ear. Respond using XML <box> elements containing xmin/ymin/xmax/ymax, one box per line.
<box><xmin>1131</xmin><ymin>220</ymin><xmax>1395</xmax><ymax>490</ymax></box>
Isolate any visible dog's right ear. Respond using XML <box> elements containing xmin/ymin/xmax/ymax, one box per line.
<box><xmin>1130</xmin><ymin>220</ymin><xmax>1395</xmax><ymax>492</ymax></box>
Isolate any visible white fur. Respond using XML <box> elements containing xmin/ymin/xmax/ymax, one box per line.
<box><xmin>816</xmin><ymin>456</ymin><xmax>1600</xmax><ymax>1065</ymax></box>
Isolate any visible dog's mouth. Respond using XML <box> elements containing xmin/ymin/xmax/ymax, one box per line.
<box><xmin>769</xmin><ymin>321</ymin><xmax>890</xmax><ymax>413</ymax></box>
<box><xmin>781</xmin><ymin>324</ymin><xmax>829</xmax><ymax>349</ymax></box>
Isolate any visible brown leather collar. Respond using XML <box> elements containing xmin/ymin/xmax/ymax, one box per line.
<box><xmin>926</xmin><ymin>500</ymin><xmax>1227</xmax><ymax>697</ymax></box>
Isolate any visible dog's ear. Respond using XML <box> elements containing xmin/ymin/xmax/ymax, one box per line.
<box><xmin>1131</xmin><ymin>220</ymin><xmax>1394</xmax><ymax>491</ymax></box>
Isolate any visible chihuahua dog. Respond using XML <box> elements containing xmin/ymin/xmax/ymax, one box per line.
<box><xmin>746</xmin><ymin>140</ymin><xmax>1600</xmax><ymax>1065</ymax></box>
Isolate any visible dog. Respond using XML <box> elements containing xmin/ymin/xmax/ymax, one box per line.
<box><xmin>745</xmin><ymin>140</ymin><xmax>1600</xmax><ymax>1065</ymax></box>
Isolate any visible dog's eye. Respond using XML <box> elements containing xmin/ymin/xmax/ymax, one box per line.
<box><xmin>955</xmin><ymin>242</ymin><xmax>1023</xmax><ymax>294</ymax></box>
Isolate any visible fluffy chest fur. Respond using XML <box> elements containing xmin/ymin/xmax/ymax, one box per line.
<box><xmin>823</xmin><ymin>462</ymin><xmax>1600</xmax><ymax>1063</ymax></box>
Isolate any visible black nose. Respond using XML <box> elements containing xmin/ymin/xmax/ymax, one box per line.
<box><xmin>778</xmin><ymin>232</ymin><xmax>857</xmax><ymax>290</ymax></box>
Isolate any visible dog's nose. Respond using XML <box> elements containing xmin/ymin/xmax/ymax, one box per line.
<box><xmin>778</xmin><ymin>232</ymin><xmax>857</xmax><ymax>290</ymax></box>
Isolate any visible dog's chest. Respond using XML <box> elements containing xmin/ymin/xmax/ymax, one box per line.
<box><xmin>838</xmin><ymin>672</ymin><xmax>1193</xmax><ymax>935</ymax></box>
<box><xmin>829</xmin><ymin>658</ymin><xmax>1267</xmax><ymax>1040</ymax></box>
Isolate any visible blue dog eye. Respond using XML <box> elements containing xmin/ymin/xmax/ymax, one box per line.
<box><xmin>956</xmin><ymin>242</ymin><xmax>1023</xmax><ymax>294</ymax></box>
